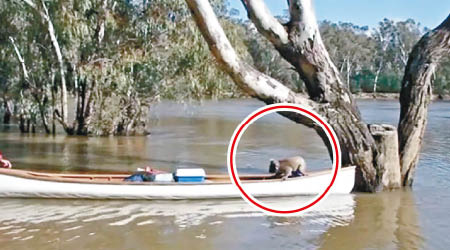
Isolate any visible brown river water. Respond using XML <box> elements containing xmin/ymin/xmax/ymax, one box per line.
<box><xmin>0</xmin><ymin>99</ymin><xmax>449</xmax><ymax>249</ymax></box>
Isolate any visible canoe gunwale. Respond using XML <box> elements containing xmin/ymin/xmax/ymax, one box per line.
<box><xmin>0</xmin><ymin>166</ymin><xmax>356</xmax><ymax>186</ymax></box>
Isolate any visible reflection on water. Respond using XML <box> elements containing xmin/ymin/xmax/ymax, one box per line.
<box><xmin>0</xmin><ymin>196</ymin><xmax>355</xmax><ymax>227</ymax></box>
<box><xmin>1</xmin><ymin>99</ymin><xmax>449</xmax><ymax>249</ymax></box>
<box><xmin>320</xmin><ymin>190</ymin><xmax>423</xmax><ymax>250</ymax></box>
<box><xmin>0</xmin><ymin>195</ymin><xmax>354</xmax><ymax>249</ymax></box>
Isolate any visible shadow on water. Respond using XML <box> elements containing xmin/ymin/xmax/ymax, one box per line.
<box><xmin>319</xmin><ymin>189</ymin><xmax>424</xmax><ymax>249</ymax></box>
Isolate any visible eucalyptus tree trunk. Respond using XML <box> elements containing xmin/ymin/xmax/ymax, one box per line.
<box><xmin>9</xmin><ymin>36</ymin><xmax>29</xmax><ymax>80</ymax></box>
<box><xmin>22</xmin><ymin>0</ymin><xmax>68</xmax><ymax>125</ymax></box>
<box><xmin>51</xmin><ymin>69</ymin><xmax>56</xmax><ymax>135</ymax></box>
<box><xmin>32</xmin><ymin>93</ymin><xmax>50</xmax><ymax>134</ymax></box>
<box><xmin>40</xmin><ymin>0</ymin><xmax>68</xmax><ymax>124</ymax></box>
<box><xmin>373</xmin><ymin>61</ymin><xmax>382</xmax><ymax>94</ymax></box>
<box><xmin>10</xmin><ymin>35</ymin><xmax>51</xmax><ymax>134</ymax></box>
<box><xmin>346</xmin><ymin>57</ymin><xmax>351</xmax><ymax>89</ymax></box>
<box><xmin>186</xmin><ymin>0</ymin><xmax>380</xmax><ymax>191</ymax></box>
<box><xmin>2</xmin><ymin>100</ymin><xmax>11</xmax><ymax>124</ymax></box>
<box><xmin>68</xmin><ymin>1</ymin><xmax>108</xmax><ymax>136</ymax></box>
<box><xmin>10</xmin><ymin>36</ymin><xmax>31</xmax><ymax>132</ymax></box>
<box><xmin>185</xmin><ymin>0</ymin><xmax>450</xmax><ymax>191</ymax></box>
<box><xmin>398</xmin><ymin>15</ymin><xmax>450</xmax><ymax>186</ymax></box>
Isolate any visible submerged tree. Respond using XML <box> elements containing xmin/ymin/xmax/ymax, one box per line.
<box><xmin>1</xmin><ymin>0</ymin><xmax>249</xmax><ymax>135</ymax></box>
<box><xmin>184</xmin><ymin>0</ymin><xmax>450</xmax><ymax>191</ymax></box>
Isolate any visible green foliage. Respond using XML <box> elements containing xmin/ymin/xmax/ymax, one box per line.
<box><xmin>353</xmin><ymin>70</ymin><xmax>375</xmax><ymax>93</ymax></box>
<box><xmin>1</xmin><ymin>0</ymin><xmax>449</xmax><ymax>136</ymax></box>
<box><xmin>435</xmin><ymin>59</ymin><xmax>450</xmax><ymax>96</ymax></box>
<box><xmin>0</xmin><ymin>0</ymin><xmax>244</xmax><ymax>135</ymax></box>
<box><xmin>244</xmin><ymin>24</ymin><xmax>304</xmax><ymax>92</ymax></box>
<box><xmin>375</xmin><ymin>73</ymin><xmax>402</xmax><ymax>93</ymax></box>
<box><xmin>319</xmin><ymin>18</ymin><xmax>439</xmax><ymax>94</ymax></box>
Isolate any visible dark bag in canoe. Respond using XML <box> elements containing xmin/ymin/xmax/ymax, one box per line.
<box><xmin>123</xmin><ymin>172</ymin><xmax>155</xmax><ymax>182</ymax></box>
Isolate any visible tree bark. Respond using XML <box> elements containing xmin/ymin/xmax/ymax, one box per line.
<box><xmin>10</xmin><ymin>35</ymin><xmax>51</xmax><ymax>134</ymax></box>
<box><xmin>40</xmin><ymin>0</ymin><xmax>68</xmax><ymax>124</ymax></box>
<box><xmin>369</xmin><ymin>124</ymin><xmax>401</xmax><ymax>189</ymax></box>
<box><xmin>95</xmin><ymin>0</ymin><xmax>108</xmax><ymax>45</ymax></box>
<box><xmin>398</xmin><ymin>15</ymin><xmax>450</xmax><ymax>186</ymax></box>
<box><xmin>185</xmin><ymin>0</ymin><xmax>449</xmax><ymax>191</ymax></box>
<box><xmin>187</xmin><ymin>0</ymin><xmax>382</xmax><ymax>191</ymax></box>
<box><xmin>2</xmin><ymin>100</ymin><xmax>11</xmax><ymax>124</ymax></box>
<box><xmin>185</xmin><ymin>0</ymin><xmax>317</xmax><ymax>111</ymax></box>
<box><xmin>346</xmin><ymin>56</ymin><xmax>351</xmax><ymax>88</ymax></box>
<box><xmin>10</xmin><ymin>36</ymin><xmax>31</xmax><ymax>132</ymax></box>
<box><xmin>240</xmin><ymin>0</ymin><xmax>380</xmax><ymax>191</ymax></box>
<box><xmin>373</xmin><ymin>35</ymin><xmax>389</xmax><ymax>94</ymax></box>
<box><xmin>9</xmin><ymin>36</ymin><xmax>30</xmax><ymax>81</ymax></box>
<box><xmin>373</xmin><ymin>60</ymin><xmax>382</xmax><ymax>94</ymax></box>
<box><xmin>51</xmin><ymin>69</ymin><xmax>56</xmax><ymax>135</ymax></box>
<box><xmin>32</xmin><ymin>93</ymin><xmax>50</xmax><ymax>134</ymax></box>
<box><xmin>22</xmin><ymin>0</ymin><xmax>68</xmax><ymax>124</ymax></box>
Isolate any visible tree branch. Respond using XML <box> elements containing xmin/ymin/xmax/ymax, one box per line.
<box><xmin>20</xmin><ymin>0</ymin><xmax>36</xmax><ymax>8</ymax></box>
<box><xmin>9</xmin><ymin>36</ymin><xmax>29</xmax><ymax>80</ymax></box>
<box><xmin>187</xmin><ymin>0</ymin><xmax>381</xmax><ymax>191</ymax></box>
<box><xmin>21</xmin><ymin>0</ymin><xmax>68</xmax><ymax>123</ymax></box>
<box><xmin>241</xmin><ymin>0</ymin><xmax>289</xmax><ymax>47</ymax></box>
<box><xmin>53</xmin><ymin>108</ymin><xmax>72</xmax><ymax>133</ymax></box>
<box><xmin>185</xmin><ymin>0</ymin><xmax>317</xmax><ymax>113</ymax></box>
<box><xmin>398</xmin><ymin>14</ymin><xmax>450</xmax><ymax>186</ymax></box>
<box><xmin>241</xmin><ymin>0</ymin><xmax>353</xmax><ymax>105</ymax></box>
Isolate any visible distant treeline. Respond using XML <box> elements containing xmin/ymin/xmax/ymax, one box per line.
<box><xmin>244</xmin><ymin>16</ymin><xmax>450</xmax><ymax>95</ymax></box>
<box><xmin>0</xmin><ymin>0</ymin><xmax>448</xmax><ymax>135</ymax></box>
<box><xmin>320</xmin><ymin>19</ymin><xmax>449</xmax><ymax>94</ymax></box>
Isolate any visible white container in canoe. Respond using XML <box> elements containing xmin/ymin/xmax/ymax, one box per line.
<box><xmin>0</xmin><ymin>166</ymin><xmax>355</xmax><ymax>199</ymax></box>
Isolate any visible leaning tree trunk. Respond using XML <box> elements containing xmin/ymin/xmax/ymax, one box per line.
<box><xmin>398</xmin><ymin>15</ymin><xmax>450</xmax><ymax>186</ymax></box>
<box><xmin>185</xmin><ymin>0</ymin><xmax>449</xmax><ymax>191</ymax></box>
<box><xmin>186</xmin><ymin>0</ymin><xmax>381</xmax><ymax>191</ymax></box>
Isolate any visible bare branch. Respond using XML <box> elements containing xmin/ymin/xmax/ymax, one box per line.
<box><xmin>242</xmin><ymin>0</ymin><xmax>351</xmax><ymax>104</ymax></box>
<box><xmin>287</xmin><ymin>0</ymin><xmax>319</xmax><ymax>26</ymax></box>
<box><xmin>187</xmin><ymin>0</ymin><xmax>383</xmax><ymax>191</ymax></box>
<box><xmin>9</xmin><ymin>36</ymin><xmax>29</xmax><ymax>80</ymax></box>
<box><xmin>185</xmin><ymin>0</ymin><xmax>317</xmax><ymax>112</ymax></box>
<box><xmin>20</xmin><ymin>0</ymin><xmax>68</xmax><ymax>123</ymax></box>
<box><xmin>240</xmin><ymin>0</ymin><xmax>288</xmax><ymax>47</ymax></box>
<box><xmin>20</xmin><ymin>0</ymin><xmax>36</xmax><ymax>8</ymax></box>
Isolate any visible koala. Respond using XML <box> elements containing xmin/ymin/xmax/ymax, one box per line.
<box><xmin>269</xmin><ymin>156</ymin><xmax>307</xmax><ymax>180</ymax></box>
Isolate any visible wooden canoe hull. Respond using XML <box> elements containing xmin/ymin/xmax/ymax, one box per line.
<box><xmin>0</xmin><ymin>166</ymin><xmax>355</xmax><ymax>199</ymax></box>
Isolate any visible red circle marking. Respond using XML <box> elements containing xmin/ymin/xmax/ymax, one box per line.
<box><xmin>228</xmin><ymin>105</ymin><xmax>340</xmax><ymax>214</ymax></box>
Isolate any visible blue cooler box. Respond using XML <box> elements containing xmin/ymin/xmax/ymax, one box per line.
<box><xmin>174</xmin><ymin>168</ymin><xmax>206</xmax><ymax>182</ymax></box>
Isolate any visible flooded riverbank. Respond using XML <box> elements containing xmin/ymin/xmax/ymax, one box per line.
<box><xmin>0</xmin><ymin>99</ymin><xmax>449</xmax><ymax>249</ymax></box>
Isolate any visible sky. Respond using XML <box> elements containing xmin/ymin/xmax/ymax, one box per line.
<box><xmin>229</xmin><ymin>0</ymin><xmax>450</xmax><ymax>29</ymax></box>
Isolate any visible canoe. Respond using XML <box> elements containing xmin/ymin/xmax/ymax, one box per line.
<box><xmin>0</xmin><ymin>166</ymin><xmax>355</xmax><ymax>200</ymax></box>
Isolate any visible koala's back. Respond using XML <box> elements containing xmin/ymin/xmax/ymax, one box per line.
<box><xmin>281</xmin><ymin>156</ymin><xmax>306</xmax><ymax>171</ymax></box>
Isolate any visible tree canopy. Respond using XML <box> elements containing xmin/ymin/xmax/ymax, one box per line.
<box><xmin>1</xmin><ymin>0</ymin><xmax>449</xmax><ymax>137</ymax></box>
